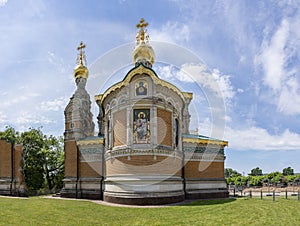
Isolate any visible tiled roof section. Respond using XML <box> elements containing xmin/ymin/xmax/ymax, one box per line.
<box><xmin>77</xmin><ymin>135</ymin><xmax>104</xmax><ymax>145</ymax></box>
<box><xmin>182</xmin><ymin>134</ymin><xmax>228</xmax><ymax>146</ymax></box>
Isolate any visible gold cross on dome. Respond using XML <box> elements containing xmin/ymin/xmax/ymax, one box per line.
<box><xmin>76</xmin><ymin>41</ymin><xmax>86</xmax><ymax>65</ymax></box>
<box><xmin>136</xmin><ymin>18</ymin><xmax>148</xmax><ymax>29</ymax></box>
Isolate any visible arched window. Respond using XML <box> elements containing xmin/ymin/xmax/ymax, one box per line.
<box><xmin>175</xmin><ymin>118</ymin><xmax>179</xmax><ymax>147</ymax></box>
<box><xmin>107</xmin><ymin>118</ymin><xmax>110</xmax><ymax>148</ymax></box>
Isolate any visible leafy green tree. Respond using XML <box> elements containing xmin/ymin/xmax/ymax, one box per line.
<box><xmin>21</xmin><ymin>128</ymin><xmax>46</xmax><ymax>191</ymax></box>
<box><xmin>233</xmin><ymin>176</ymin><xmax>248</xmax><ymax>186</ymax></box>
<box><xmin>225</xmin><ymin>168</ymin><xmax>242</xmax><ymax>178</ymax></box>
<box><xmin>283</xmin><ymin>166</ymin><xmax>294</xmax><ymax>176</ymax></box>
<box><xmin>249</xmin><ymin>167</ymin><xmax>263</xmax><ymax>176</ymax></box>
<box><xmin>266</xmin><ymin>172</ymin><xmax>282</xmax><ymax>185</ymax></box>
<box><xmin>0</xmin><ymin>127</ymin><xmax>65</xmax><ymax>192</ymax></box>
<box><xmin>248</xmin><ymin>175</ymin><xmax>265</xmax><ymax>187</ymax></box>
<box><xmin>285</xmin><ymin>175</ymin><xmax>296</xmax><ymax>183</ymax></box>
<box><xmin>0</xmin><ymin>126</ymin><xmax>20</xmax><ymax>144</ymax></box>
<box><xmin>20</xmin><ymin>128</ymin><xmax>65</xmax><ymax>191</ymax></box>
<box><xmin>42</xmin><ymin>136</ymin><xmax>64</xmax><ymax>190</ymax></box>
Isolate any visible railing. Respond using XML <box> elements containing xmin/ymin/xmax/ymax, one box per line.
<box><xmin>228</xmin><ymin>186</ymin><xmax>300</xmax><ymax>201</ymax></box>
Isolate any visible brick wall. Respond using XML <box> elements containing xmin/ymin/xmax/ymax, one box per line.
<box><xmin>80</xmin><ymin>162</ymin><xmax>102</xmax><ymax>177</ymax></box>
<box><xmin>113</xmin><ymin>109</ymin><xmax>127</xmax><ymax>147</ymax></box>
<box><xmin>64</xmin><ymin>140</ymin><xmax>78</xmax><ymax>177</ymax></box>
<box><xmin>157</xmin><ymin>109</ymin><xmax>172</xmax><ymax>146</ymax></box>
<box><xmin>0</xmin><ymin>140</ymin><xmax>25</xmax><ymax>193</ymax></box>
<box><xmin>184</xmin><ymin>161</ymin><xmax>224</xmax><ymax>179</ymax></box>
<box><xmin>106</xmin><ymin>155</ymin><xmax>181</xmax><ymax>176</ymax></box>
<box><xmin>0</xmin><ymin>140</ymin><xmax>12</xmax><ymax>177</ymax></box>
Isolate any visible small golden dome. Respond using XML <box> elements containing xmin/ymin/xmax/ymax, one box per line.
<box><xmin>74</xmin><ymin>64</ymin><xmax>88</xmax><ymax>79</ymax></box>
<box><xmin>133</xmin><ymin>43</ymin><xmax>155</xmax><ymax>67</ymax></box>
<box><xmin>133</xmin><ymin>18</ymin><xmax>155</xmax><ymax>67</ymax></box>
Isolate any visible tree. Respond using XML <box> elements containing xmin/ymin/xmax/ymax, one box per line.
<box><xmin>283</xmin><ymin>166</ymin><xmax>294</xmax><ymax>176</ymax></box>
<box><xmin>0</xmin><ymin>127</ymin><xmax>65</xmax><ymax>193</ymax></box>
<box><xmin>225</xmin><ymin>168</ymin><xmax>242</xmax><ymax>178</ymax></box>
<box><xmin>249</xmin><ymin>167</ymin><xmax>263</xmax><ymax>176</ymax></box>
<box><xmin>20</xmin><ymin>128</ymin><xmax>65</xmax><ymax>192</ymax></box>
<box><xmin>285</xmin><ymin>175</ymin><xmax>296</xmax><ymax>183</ymax></box>
<box><xmin>248</xmin><ymin>175</ymin><xmax>265</xmax><ymax>187</ymax></box>
<box><xmin>233</xmin><ymin>176</ymin><xmax>248</xmax><ymax>186</ymax></box>
<box><xmin>266</xmin><ymin>172</ymin><xmax>282</xmax><ymax>185</ymax></box>
<box><xmin>0</xmin><ymin>126</ymin><xmax>20</xmax><ymax>144</ymax></box>
<box><xmin>21</xmin><ymin>128</ymin><xmax>47</xmax><ymax>191</ymax></box>
<box><xmin>42</xmin><ymin>135</ymin><xmax>64</xmax><ymax>190</ymax></box>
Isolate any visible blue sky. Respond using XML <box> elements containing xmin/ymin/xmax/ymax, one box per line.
<box><xmin>0</xmin><ymin>0</ymin><xmax>300</xmax><ymax>174</ymax></box>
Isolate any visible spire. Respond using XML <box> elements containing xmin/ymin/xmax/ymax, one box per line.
<box><xmin>74</xmin><ymin>41</ymin><xmax>88</xmax><ymax>79</ymax></box>
<box><xmin>133</xmin><ymin>18</ymin><xmax>155</xmax><ymax>68</ymax></box>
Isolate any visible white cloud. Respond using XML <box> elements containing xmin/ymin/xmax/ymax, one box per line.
<box><xmin>151</xmin><ymin>21</ymin><xmax>190</xmax><ymax>44</ymax></box>
<box><xmin>225</xmin><ymin>126</ymin><xmax>300</xmax><ymax>151</ymax></box>
<box><xmin>155</xmin><ymin>65</ymin><xmax>174</xmax><ymax>79</ymax></box>
<box><xmin>278</xmin><ymin>78</ymin><xmax>300</xmax><ymax>115</ymax></box>
<box><xmin>256</xmin><ymin>16</ymin><xmax>300</xmax><ymax>115</ymax></box>
<box><xmin>154</xmin><ymin>63</ymin><xmax>235</xmax><ymax>107</ymax></box>
<box><xmin>0</xmin><ymin>0</ymin><xmax>7</xmax><ymax>7</ymax></box>
<box><xmin>258</xmin><ymin>19</ymin><xmax>289</xmax><ymax>90</ymax></box>
<box><xmin>1</xmin><ymin>92</ymin><xmax>40</xmax><ymax>107</ymax></box>
<box><xmin>40</xmin><ymin>97</ymin><xmax>69</xmax><ymax>112</ymax></box>
<box><xmin>177</xmin><ymin>63</ymin><xmax>235</xmax><ymax>103</ymax></box>
<box><xmin>15</xmin><ymin>111</ymin><xmax>54</xmax><ymax>125</ymax></box>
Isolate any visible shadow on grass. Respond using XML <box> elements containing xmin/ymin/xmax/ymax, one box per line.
<box><xmin>183</xmin><ymin>198</ymin><xmax>236</xmax><ymax>206</ymax></box>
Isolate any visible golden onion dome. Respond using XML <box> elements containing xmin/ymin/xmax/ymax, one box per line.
<box><xmin>133</xmin><ymin>18</ymin><xmax>155</xmax><ymax>68</ymax></box>
<box><xmin>133</xmin><ymin>43</ymin><xmax>155</xmax><ymax>67</ymax></box>
<box><xmin>74</xmin><ymin>64</ymin><xmax>88</xmax><ymax>79</ymax></box>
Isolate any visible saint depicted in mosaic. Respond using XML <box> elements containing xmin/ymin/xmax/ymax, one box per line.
<box><xmin>133</xmin><ymin>109</ymin><xmax>150</xmax><ymax>143</ymax></box>
<box><xmin>135</xmin><ymin>81</ymin><xmax>148</xmax><ymax>96</ymax></box>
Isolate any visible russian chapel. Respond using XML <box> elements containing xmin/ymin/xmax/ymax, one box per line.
<box><xmin>61</xmin><ymin>19</ymin><xmax>228</xmax><ymax>205</ymax></box>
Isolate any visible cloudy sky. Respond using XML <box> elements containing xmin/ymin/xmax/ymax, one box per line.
<box><xmin>0</xmin><ymin>0</ymin><xmax>300</xmax><ymax>174</ymax></box>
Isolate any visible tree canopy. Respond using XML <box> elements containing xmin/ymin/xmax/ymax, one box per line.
<box><xmin>225</xmin><ymin>167</ymin><xmax>300</xmax><ymax>187</ymax></box>
<box><xmin>249</xmin><ymin>167</ymin><xmax>263</xmax><ymax>176</ymax></box>
<box><xmin>283</xmin><ymin>166</ymin><xmax>294</xmax><ymax>176</ymax></box>
<box><xmin>225</xmin><ymin>168</ymin><xmax>241</xmax><ymax>178</ymax></box>
<box><xmin>0</xmin><ymin>126</ymin><xmax>64</xmax><ymax>193</ymax></box>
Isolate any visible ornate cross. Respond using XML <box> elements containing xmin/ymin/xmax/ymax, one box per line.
<box><xmin>77</xmin><ymin>41</ymin><xmax>86</xmax><ymax>65</ymax></box>
<box><xmin>136</xmin><ymin>18</ymin><xmax>148</xmax><ymax>29</ymax></box>
<box><xmin>136</xmin><ymin>18</ymin><xmax>149</xmax><ymax>44</ymax></box>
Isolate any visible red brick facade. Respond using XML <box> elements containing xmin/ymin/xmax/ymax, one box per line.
<box><xmin>106</xmin><ymin>155</ymin><xmax>181</xmax><ymax>176</ymax></box>
<box><xmin>64</xmin><ymin>140</ymin><xmax>78</xmax><ymax>178</ymax></box>
<box><xmin>157</xmin><ymin>108</ymin><xmax>172</xmax><ymax>146</ymax></box>
<box><xmin>184</xmin><ymin>161</ymin><xmax>225</xmax><ymax>179</ymax></box>
<box><xmin>0</xmin><ymin>140</ymin><xmax>25</xmax><ymax>196</ymax></box>
<box><xmin>113</xmin><ymin>109</ymin><xmax>127</xmax><ymax>147</ymax></box>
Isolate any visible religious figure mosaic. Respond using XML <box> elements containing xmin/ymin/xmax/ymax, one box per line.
<box><xmin>133</xmin><ymin>109</ymin><xmax>150</xmax><ymax>143</ymax></box>
<box><xmin>135</xmin><ymin>80</ymin><xmax>148</xmax><ymax>96</ymax></box>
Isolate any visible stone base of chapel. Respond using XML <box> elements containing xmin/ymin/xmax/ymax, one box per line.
<box><xmin>60</xmin><ymin>177</ymin><xmax>103</xmax><ymax>200</ymax></box>
<box><xmin>103</xmin><ymin>191</ymin><xmax>185</xmax><ymax>205</ymax></box>
<box><xmin>186</xmin><ymin>189</ymin><xmax>229</xmax><ymax>199</ymax></box>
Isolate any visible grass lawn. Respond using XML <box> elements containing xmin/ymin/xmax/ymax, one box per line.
<box><xmin>0</xmin><ymin>196</ymin><xmax>300</xmax><ymax>225</ymax></box>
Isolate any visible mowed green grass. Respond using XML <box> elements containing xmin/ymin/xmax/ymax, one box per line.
<box><xmin>0</xmin><ymin>196</ymin><xmax>300</xmax><ymax>225</ymax></box>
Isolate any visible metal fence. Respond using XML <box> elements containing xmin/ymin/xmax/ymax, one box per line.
<box><xmin>228</xmin><ymin>186</ymin><xmax>300</xmax><ymax>201</ymax></box>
